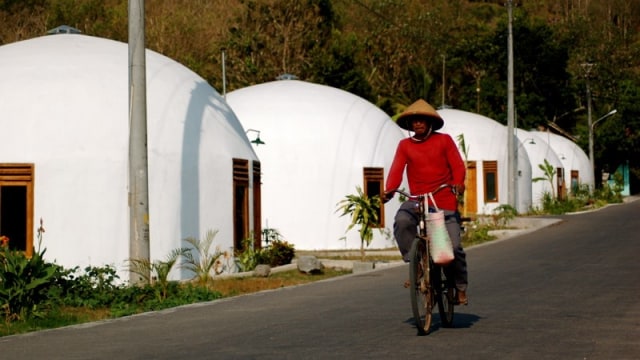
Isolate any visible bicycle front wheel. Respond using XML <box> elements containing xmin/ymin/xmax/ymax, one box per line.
<box><xmin>435</xmin><ymin>267</ymin><xmax>455</xmax><ymax>327</ymax></box>
<box><xmin>409</xmin><ymin>236</ymin><xmax>432</xmax><ymax>335</ymax></box>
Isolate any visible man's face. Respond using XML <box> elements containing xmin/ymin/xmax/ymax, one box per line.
<box><xmin>411</xmin><ymin>118</ymin><xmax>430</xmax><ymax>136</ymax></box>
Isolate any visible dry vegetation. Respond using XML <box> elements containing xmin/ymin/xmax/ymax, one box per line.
<box><xmin>208</xmin><ymin>268</ymin><xmax>351</xmax><ymax>298</ymax></box>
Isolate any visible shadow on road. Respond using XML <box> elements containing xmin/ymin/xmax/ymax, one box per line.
<box><xmin>404</xmin><ymin>312</ymin><xmax>481</xmax><ymax>334</ymax></box>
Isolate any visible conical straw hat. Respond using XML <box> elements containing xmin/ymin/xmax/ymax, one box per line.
<box><xmin>396</xmin><ymin>99</ymin><xmax>444</xmax><ymax>131</ymax></box>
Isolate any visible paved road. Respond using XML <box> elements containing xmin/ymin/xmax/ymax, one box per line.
<box><xmin>1</xmin><ymin>200</ymin><xmax>639</xmax><ymax>359</ymax></box>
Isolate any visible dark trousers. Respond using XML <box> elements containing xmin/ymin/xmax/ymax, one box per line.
<box><xmin>394</xmin><ymin>200</ymin><xmax>468</xmax><ymax>291</ymax></box>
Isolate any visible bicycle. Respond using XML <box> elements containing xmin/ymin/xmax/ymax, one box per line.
<box><xmin>391</xmin><ymin>184</ymin><xmax>457</xmax><ymax>335</ymax></box>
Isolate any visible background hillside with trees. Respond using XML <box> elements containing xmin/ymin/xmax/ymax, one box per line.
<box><xmin>1</xmin><ymin>0</ymin><xmax>638</xmax><ymax>192</ymax></box>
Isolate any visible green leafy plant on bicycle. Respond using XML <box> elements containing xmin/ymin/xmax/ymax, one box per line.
<box><xmin>335</xmin><ymin>186</ymin><xmax>382</xmax><ymax>262</ymax></box>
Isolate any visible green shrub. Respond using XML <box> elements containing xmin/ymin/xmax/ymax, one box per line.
<box><xmin>235</xmin><ymin>237</ymin><xmax>296</xmax><ymax>271</ymax></box>
<box><xmin>461</xmin><ymin>221</ymin><xmax>496</xmax><ymax>246</ymax></box>
<box><xmin>128</xmin><ymin>248</ymin><xmax>190</xmax><ymax>301</ymax></box>
<box><xmin>50</xmin><ymin>265</ymin><xmax>123</xmax><ymax>308</ymax></box>
<box><xmin>262</xmin><ymin>240</ymin><xmax>295</xmax><ymax>267</ymax></box>
<box><xmin>183</xmin><ymin>229</ymin><xmax>225</xmax><ymax>285</ymax></box>
<box><xmin>491</xmin><ymin>204</ymin><xmax>518</xmax><ymax>227</ymax></box>
<box><xmin>0</xmin><ymin>244</ymin><xmax>58</xmax><ymax>320</ymax></box>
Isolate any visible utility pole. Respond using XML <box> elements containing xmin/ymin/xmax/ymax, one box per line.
<box><xmin>128</xmin><ymin>0</ymin><xmax>150</xmax><ymax>285</ymax></box>
<box><xmin>506</xmin><ymin>0</ymin><xmax>516</xmax><ymax>208</ymax></box>
<box><xmin>582</xmin><ymin>62</ymin><xmax>594</xmax><ymax>187</ymax></box>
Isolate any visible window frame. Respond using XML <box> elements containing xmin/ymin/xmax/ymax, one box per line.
<box><xmin>363</xmin><ymin>167</ymin><xmax>385</xmax><ymax>228</ymax></box>
<box><xmin>232</xmin><ymin>159</ymin><xmax>250</xmax><ymax>251</ymax></box>
<box><xmin>0</xmin><ymin>163</ymin><xmax>34</xmax><ymax>257</ymax></box>
<box><xmin>483</xmin><ymin>160</ymin><xmax>498</xmax><ymax>203</ymax></box>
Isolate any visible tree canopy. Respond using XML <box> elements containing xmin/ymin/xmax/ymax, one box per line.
<box><xmin>1</xmin><ymin>0</ymin><xmax>638</xmax><ymax>191</ymax></box>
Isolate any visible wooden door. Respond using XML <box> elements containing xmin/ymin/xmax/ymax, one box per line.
<box><xmin>463</xmin><ymin>161</ymin><xmax>477</xmax><ymax>218</ymax></box>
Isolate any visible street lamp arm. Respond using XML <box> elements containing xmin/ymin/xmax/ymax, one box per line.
<box><xmin>591</xmin><ymin>109</ymin><xmax>617</xmax><ymax>130</ymax></box>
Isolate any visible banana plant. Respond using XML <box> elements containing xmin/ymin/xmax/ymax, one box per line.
<box><xmin>335</xmin><ymin>186</ymin><xmax>382</xmax><ymax>261</ymax></box>
<box><xmin>532</xmin><ymin>158</ymin><xmax>557</xmax><ymax>199</ymax></box>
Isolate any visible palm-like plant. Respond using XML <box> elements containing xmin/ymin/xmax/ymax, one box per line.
<box><xmin>128</xmin><ymin>247</ymin><xmax>189</xmax><ymax>300</ymax></box>
<box><xmin>335</xmin><ymin>186</ymin><xmax>382</xmax><ymax>261</ymax></box>
<box><xmin>183</xmin><ymin>229</ymin><xmax>224</xmax><ymax>285</ymax></box>
<box><xmin>533</xmin><ymin>159</ymin><xmax>557</xmax><ymax>198</ymax></box>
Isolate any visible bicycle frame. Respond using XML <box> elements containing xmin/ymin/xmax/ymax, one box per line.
<box><xmin>390</xmin><ymin>184</ymin><xmax>455</xmax><ymax>335</ymax></box>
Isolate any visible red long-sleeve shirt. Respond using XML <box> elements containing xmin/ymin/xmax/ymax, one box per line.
<box><xmin>386</xmin><ymin>132</ymin><xmax>465</xmax><ymax>211</ymax></box>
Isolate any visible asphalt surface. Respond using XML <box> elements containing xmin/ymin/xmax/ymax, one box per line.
<box><xmin>1</xmin><ymin>198</ymin><xmax>639</xmax><ymax>359</ymax></box>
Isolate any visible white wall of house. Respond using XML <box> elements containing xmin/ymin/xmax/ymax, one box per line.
<box><xmin>0</xmin><ymin>34</ymin><xmax>257</xmax><ymax>279</ymax></box>
<box><xmin>227</xmin><ymin>80</ymin><xmax>406</xmax><ymax>250</ymax></box>
<box><xmin>531</xmin><ymin>130</ymin><xmax>594</xmax><ymax>192</ymax></box>
<box><xmin>517</xmin><ymin>130</ymin><xmax>564</xmax><ymax>208</ymax></box>
<box><xmin>439</xmin><ymin>109</ymin><xmax>533</xmax><ymax>214</ymax></box>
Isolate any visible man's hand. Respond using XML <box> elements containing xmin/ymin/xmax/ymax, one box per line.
<box><xmin>382</xmin><ymin>190</ymin><xmax>395</xmax><ymax>203</ymax></box>
<box><xmin>453</xmin><ymin>184</ymin><xmax>465</xmax><ymax>196</ymax></box>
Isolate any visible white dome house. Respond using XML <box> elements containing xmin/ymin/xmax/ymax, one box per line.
<box><xmin>517</xmin><ymin>129</ymin><xmax>565</xmax><ymax>208</ymax></box>
<box><xmin>438</xmin><ymin>109</ymin><xmax>533</xmax><ymax>214</ymax></box>
<box><xmin>532</xmin><ymin>130</ymin><xmax>594</xmax><ymax>194</ymax></box>
<box><xmin>226</xmin><ymin>80</ymin><xmax>406</xmax><ymax>250</ymax></box>
<box><xmin>0</xmin><ymin>34</ymin><xmax>259</xmax><ymax>279</ymax></box>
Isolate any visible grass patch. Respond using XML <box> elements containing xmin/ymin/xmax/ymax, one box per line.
<box><xmin>0</xmin><ymin>268</ymin><xmax>350</xmax><ymax>337</ymax></box>
<box><xmin>209</xmin><ymin>268</ymin><xmax>351</xmax><ymax>297</ymax></box>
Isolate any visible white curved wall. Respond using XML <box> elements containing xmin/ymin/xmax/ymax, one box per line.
<box><xmin>0</xmin><ymin>34</ymin><xmax>256</xmax><ymax>278</ymax></box>
<box><xmin>532</xmin><ymin>130</ymin><xmax>594</xmax><ymax>192</ymax></box>
<box><xmin>439</xmin><ymin>109</ymin><xmax>532</xmax><ymax>214</ymax></box>
<box><xmin>517</xmin><ymin>130</ymin><xmax>564</xmax><ymax>208</ymax></box>
<box><xmin>227</xmin><ymin>80</ymin><xmax>406</xmax><ymax>250</ymax></box>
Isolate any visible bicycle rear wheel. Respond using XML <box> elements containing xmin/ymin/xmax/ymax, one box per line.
<box><xmin>409</xmin><ymin>236</ymin><xmax>432</xmax><ymax>335</ymax></box>
<box><xmin>434</xmin><ymin>267</ymin><xmax>455</xmax><ymax>327</ymax></box>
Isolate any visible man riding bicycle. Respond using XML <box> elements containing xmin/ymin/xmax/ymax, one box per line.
<box><xmin>383</xmin><ymin>99</ymin><xmax>469</xmax><ymax>305</ymax></box>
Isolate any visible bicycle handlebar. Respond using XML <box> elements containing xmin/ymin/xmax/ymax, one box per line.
<box><xmin>388</xmin><ymin>184</ymin><xmax>454</xmax><ymax>200</ymax></box>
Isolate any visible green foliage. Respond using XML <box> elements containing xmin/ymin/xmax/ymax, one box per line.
<box><xmin>0</xmin><ymin>221</ymin><xmax>57</xmax><ymax>321</ymax></box>
<box><xmin>262</xmin><ymin>227</ymin><xmax>282</xmax><ymax>245</ymax></box>
<box><xmin>535</xmin><ymin>177</ymin><xmax>623</xmax><ymax>215</ymax></box>
<box><xmin>1</xmin><ymin>1</ymin><xmax>639</xmax><ymax>190</ymax></box>
<box><xmin>594</xmin><ymin>178</ymin><xmax>623</xmax><ymax>204</ymax></box>
<box><xmin>491</xmin><ymin>204</ymin><xmax>518</xmax><ymax>227</ymax></box>
<box><xmin>109</xmin><ymin>282</ymin><xmax>221</xmax><ymax>317</ymax></box>
<box><xmin>263</xmin><ymin>240</ymin><xmax>295</xmax><ymax>267</ymax></box>
<box><xmin>128</xmin><ymin>248</ymin><xmax>190</xmax><ymax>301</ymax></box>
<box><xmin>532</xmin><ymin>159</ymin><xmax>557</xmax><ymax>198</ymax></box>
<box><xmin>49</xmin><ymin>265</ymin><xmax>123</xmax><ymax>308</ymax></box>
<box><xmin>234</xmin><ymin>237</ymin><xmax>265</xmax><ymax>272</ymax></box>
<box><xmin>335</xmin><ymin>186</ymin><xmax>382</xmax><ymax>261</ymax></box>
<box><xmin>234</xmin><ymin>236</ymin><xmax>295</xmax><ymax>272</ymax></box>
<box><xmin>539</xmin><ymin>192</ymin><xmax>577</xmax><ymax>215</ymax></box>
<box><xmin>0</xmin><ymin>245</ymin><xmax>57</xmax><ymax>321</ymax></box>
<box><xmin>461</xmin><ymin>221</ymin><xmax>496</xmax><ymax>247</ymax></box>
<box><xmin>183</xmin><ymin>229</ymin><xmax>225</xmax><ymax>286</ymax></box>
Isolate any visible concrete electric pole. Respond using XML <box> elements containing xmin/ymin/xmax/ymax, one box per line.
<box><xmin>128</xmin><ymin>0</ymin><xmax>150</xmax><ymax>284</ymax></box>
<box><xmin>506</xmin><ymin>0</ymin><xmax>516</xmax><ymax>208</ymax></box>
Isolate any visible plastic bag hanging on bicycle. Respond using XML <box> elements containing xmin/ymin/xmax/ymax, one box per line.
<box><xmin>426</xmin><ymin>192</ymin><xmax>454</xmax><ymax>265</ymax></box>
